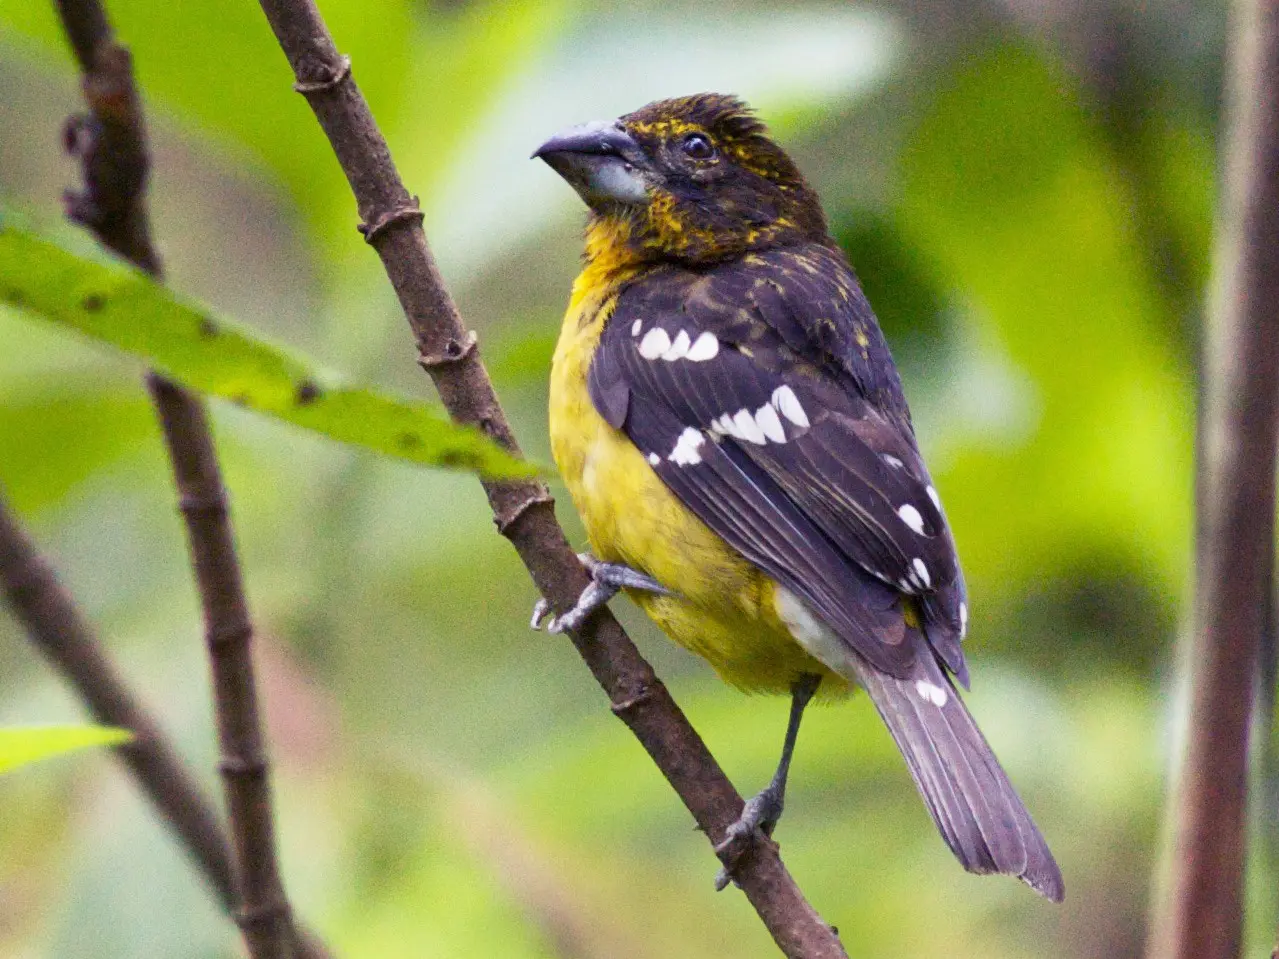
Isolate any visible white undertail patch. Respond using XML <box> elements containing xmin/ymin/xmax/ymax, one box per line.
<box><xmin>914</xmin><ymin>679</ymin><xmax>949</xmax><ymax>707</ymax></box>
<box><xmin>775</xmin><ymin>586</ymin><xmax>860</xmax><ymax>680</ymax></box>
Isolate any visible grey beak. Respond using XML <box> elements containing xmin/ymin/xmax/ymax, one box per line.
<box><xmin>533</xmin><ymin>121</ymin><xmax>650</xmax><ymax>208</ymax></box>
<box><xmin>532</xmin><ymin>120</ymin><xmax>645</xmax><ymax>162</ymax></box>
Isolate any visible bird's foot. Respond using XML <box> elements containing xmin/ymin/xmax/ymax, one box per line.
<box><xmin>530</xmin><ymin>553</ymin><xmax>670</xmax><ymax>634</ymax></box>
<box><xmin>713</xmin><ymin>784</ymin><xmax>786</xmax><ymax>891</ymax></box>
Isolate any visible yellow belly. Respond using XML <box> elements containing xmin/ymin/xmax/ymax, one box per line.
<box><xmin>548</xmin><ymin>269</ymin><xmax>847</xmax><ymax>695</ymax></box>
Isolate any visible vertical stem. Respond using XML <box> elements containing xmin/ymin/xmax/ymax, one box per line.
<box><xmin>147</xmin><ymin>375</ymin><xmax>294</xmax><ymax>958</ymax></box>
<box><xmin>49</xmin><ymin>1</ymin><xmax>314</xmax><ymax>955</ymax></box>
<box><xmin>1148</xmin><ymin>3</ymin><xmax>1279</xmax><ymax>958</ymax></box>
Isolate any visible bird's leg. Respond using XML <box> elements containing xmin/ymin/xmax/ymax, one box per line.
<box><xmin>530</xmin><ymin>553</ymin><xmax>671</xmax><ymax>633</ymax></box>
<box><xmin>715</xmin><ymin>672</ymin><xmax>822</xmax><ymax>890</ymax></box>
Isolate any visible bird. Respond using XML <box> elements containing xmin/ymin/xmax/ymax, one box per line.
<box><xmin>530</xmin><ymin>93</ymin><xmax>1063</xmax><ymax>902</ymax></box>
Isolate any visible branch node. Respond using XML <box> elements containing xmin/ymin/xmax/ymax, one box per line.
<box><xmin>178</xmin><ymin>490</ymin><xmax>229</xmax><ymax>517</ymax></box>
<box><xmin>292</xmin><ymin>54</ymin><xmax>351</xmax><ymax>95</ymax></box>
<box><xmin>236</xmin><ymin>898</ymin><xmax>292</xmax><ymax>931</ymax></box>
<box><xmin>358</xmin><ymin>201</ymin><xmax>424</xmax><ymax>244</ymax></box>
<box><xmin>206</xmin><ymin>621</ymin><xmax>253</xmax><ymax>650</ymax></box>
<box><xmin>611</xmin><ymin>683</ymin><xmax>658</xmax><ymax>717</ymax></box>
<box><xmin>418</xmin><ymin>329</ymin><xmax>478</xmax><ymax>370</ymax></box>
<box><xmin>218</xmin><ymin>754</ymin><xmax>269</xmax><ymax>777</ymax></box>
<box><xmin>494</xmin><ymin>489</ymin><xmax>554</xmax><ymax>536</ymax></box>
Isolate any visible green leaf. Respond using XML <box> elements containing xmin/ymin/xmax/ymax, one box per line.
<box><xmin>0</xmin><ymin>224</ymin><xmax>537</xmax><ymax>480</ymax></box>
<box><xmin>0</xmin><ymin>725</ymin><xmax>132</xmax><ymax>775</ymax></box>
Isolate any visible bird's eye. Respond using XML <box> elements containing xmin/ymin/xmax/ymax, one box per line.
<box><xmin>681</xmin><ymin>133</ymin><xmax>716</xmax><ymax>161</ymax></box>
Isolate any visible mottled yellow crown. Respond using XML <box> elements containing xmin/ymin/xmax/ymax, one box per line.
<box><xmin>591</xmin><ymin>94</ymin><xmax>829</xmax><ymax>266</ymax></box>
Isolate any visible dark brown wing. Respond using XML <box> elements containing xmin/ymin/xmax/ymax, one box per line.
<box><xmin>589</xmin><ymin>243</ymin><xmax>968</xmax><ymax>682</ymax></box>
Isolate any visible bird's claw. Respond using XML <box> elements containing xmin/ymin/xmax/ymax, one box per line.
<box><xmin>713</xmin><ymin>788</ymin><xmax>785</xmax><ymax>891</ymax></box>
<box><xmin>576</xmin><ymin>552</ymin><xmax>672</xmax><ymax>594</ymax></box>
<box><xmin>530</xmin><ymin>598</ymin><xmax>552</xmax><ymax>630</ymax></box>
<box><xmin>530</xmin><ymin>554</ymin><xmax>670</xmax><ymax>634</ymax></box>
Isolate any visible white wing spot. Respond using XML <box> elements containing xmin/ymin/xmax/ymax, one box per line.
<box><xmin>710</xmin><ymin>413</ymin><xmax>737</xmax><ymax>439</ymax></box>
<box><xmin>771</xmin><ymin>385</ymin><xmax>809</xmax><ymax>428</ymax></box>
<box><xmin>638</xmin><ymin>327</ymin><xmax>671</xmax><ymax>360</ymax></box>
<box><xmin>733</xmin><ymin>408</ymin><xmax>767</xmax><ymax>444</ymax></box>
<box><xmin>898</xmin><ymin>504</ymin><xmax>925</xmax><ymax>534</ymax></box>
<box><xmin>755</xmin><ymin>402</ymin><xmax>786</xmax><ymax>443</ymax></box>
<box><xmin>959</xmin><ymin>602</ymin><xmax>968</xmax><ymax>636</ymax></box>
<box><xmin>647</xmin><ymin>452</ymin><xmax>660</xmax><ymax>466</ymax></box>
<box><xmin>898</xmin><ymin>577</ymin><xmax>914</xmax><ymax>593</ymax></box>
<box><xmin>926</xmin><ymin>485</ymin><xmax>941</xmax><ymax>510</ymax></box>
<box><xmin>669</xmin><ymin>428</ymin><xmax>705</xmax><ymax>465</ymax></box>
<box><xmin>631</xmin><ymin>319</ymin><xmax>642</xmax><ymax>337</ymax></box>
<box><xmin>914</xmin><ymin>679</ymin><xmax>949</xmax><ymax>707</ymax></box>
<box><xmin>686</xmin><ymin>331</ymin><xmax>719</xmax><ymax>361</ymax></box>
<box><xmin>912</xmin><ymin>557</ymin><xmax>931</xmax><ymax>588</ymax></box>
<box><xmin>883</xmin><ymin>454</ymin><xmax>904</xmax><ymax>469</ymax></box>
<box><xmin>661</xmin><ymin>329</ymin><xmax>691</xmax><ymax>361</ymax></box>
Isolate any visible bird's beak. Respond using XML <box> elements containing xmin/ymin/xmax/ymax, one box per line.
<box><xmin>533</xmin><ymin>121</ymin><xmax>650</xmax><ymax>209</ymax></box>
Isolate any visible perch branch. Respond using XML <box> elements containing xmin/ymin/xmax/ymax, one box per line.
<box><xmin>251</xmin><ymin>1</ymin><xmax>845</xmax><ymax>955</ymax></box>
<box><xmin>51</xmin><ymin>2</ymin><xmax>317</xmax><ymax>956</ymax></box>
<box><xmin>1147</xmin><ymin>3</ymin><xmax>1279</xmax><ymax>959</ymax></box>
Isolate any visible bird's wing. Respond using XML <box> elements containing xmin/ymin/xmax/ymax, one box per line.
<box><xmin>589</xmin><ymin>244</ymin><xmax>968</xmax><ymax>682</ymax></box>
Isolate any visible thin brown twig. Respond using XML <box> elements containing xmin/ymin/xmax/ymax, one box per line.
<box><xmin>0</xmin><ymin>494</ymin><xmax>338</xmax><ymax>959</ymax></box>
<box><xmin>144</xmin><ymin>375</ymin><xmax>296</xmax><ymax>959</ymax></box>
<box><xmin>1146</xmin><ymin>3</ymin><xmax>1279</xmax><ymax>959</ymax></box>
<box><xmin>0</xmin><ymin>491</ymin><xmax>235</xmax><ymax>907</ymax></box>
<box><xmin>50</xmin><ymin>2</ymin><xmax>318</xmax><ymax>957</ymax></box>
<box><xmin>250</xmin><ymin>1</ymin><xmax>846</xmax><ymax>955</ymax></box>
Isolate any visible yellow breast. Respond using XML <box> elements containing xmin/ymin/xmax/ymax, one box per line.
<box><xmin>548</xmin><ymin>258</ymin><xmax>846</xmax><ymax>696</ymax></box>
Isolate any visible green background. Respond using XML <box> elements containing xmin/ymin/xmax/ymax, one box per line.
<box><xmin>0</xmin><ymin>1</ymin><xmax>1252</xmax><ymax>956</ymax></box>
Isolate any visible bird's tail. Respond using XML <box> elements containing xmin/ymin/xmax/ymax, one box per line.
<box><xmin>850</xmin><ymin>653</ymin><xmax>1065</xmax><ymax>902</ymax></box>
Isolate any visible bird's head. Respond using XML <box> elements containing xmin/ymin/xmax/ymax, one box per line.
<box><xmin>534</xmin><ymin>94</ymin><xmax>828</xmax><ymax>266</ymax></box>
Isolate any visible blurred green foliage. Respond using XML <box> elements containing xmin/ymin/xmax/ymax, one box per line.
<box><xmin>0</xmin><ymin>1</ymin><xmax>1248</xmax><ymax>957</ymax></box>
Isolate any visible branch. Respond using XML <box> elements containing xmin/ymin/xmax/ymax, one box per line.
<box><xmin>144</xmin><ymin>374</ymin><xmax>297</xmax><ymax>959</ymax></box>
<box><xmin>250</xmin><ymin>2</ymin><xmax>846</xmax><ymax>956</ymax></box>
<box><xmin>0</xmin><ymin>497</ymin><xmax>336</xmax><ymax>959</ymax></box>
<box><xmin>0</xmin><ymin>492</ymin><xmax>235</xmax><ymax>904</ymax></box>
<box><xmin>1147</xmin><ymin>3</ymin><xmax>1279</xmax><ymax>959</ymax></box>
<box><xmin>50</xmin><ymin>3</ymin><xmax>319</xmax><ymax>957</ymax></box>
